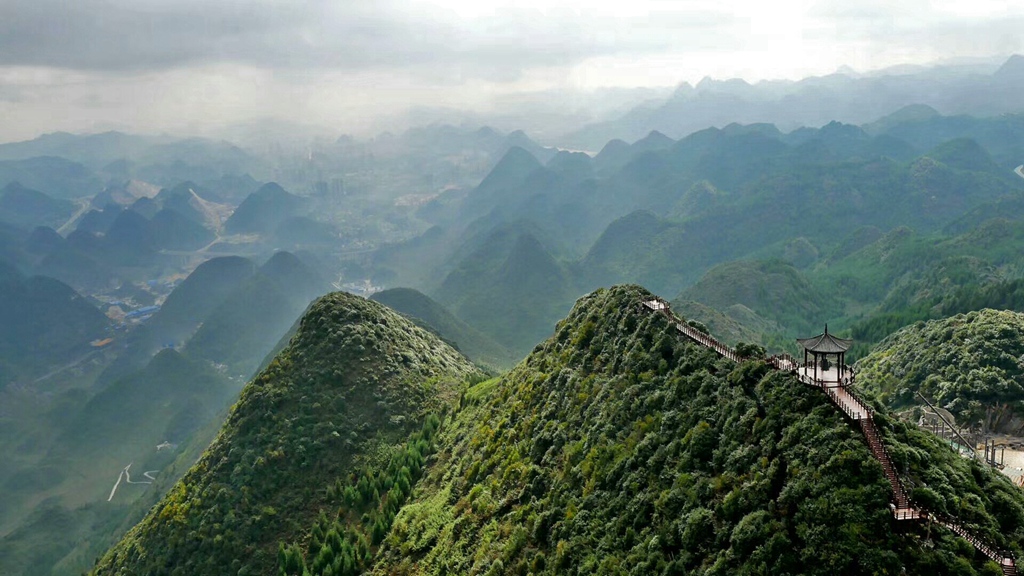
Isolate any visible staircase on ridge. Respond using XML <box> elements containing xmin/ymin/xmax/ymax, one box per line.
<box><xmin>641</xmin><ymin>298</ymin><xmax>1018</xmax><ymax>575</ymax></box>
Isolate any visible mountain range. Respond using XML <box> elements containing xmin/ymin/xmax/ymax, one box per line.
<box><xmin>563</xmin><ymin>55</ymin><xmax>1024</xmax><ymax>151</ymax></box>
<box><xmin>92</xmin><ymin>285</ymin><xmax>1024</xmax><ymax>575</ymax></box>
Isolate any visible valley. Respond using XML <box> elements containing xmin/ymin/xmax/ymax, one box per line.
<box><xmin>2</xmin><ymin>36</ymin><xmax>1024</xmax><ymax>575</ymax></box>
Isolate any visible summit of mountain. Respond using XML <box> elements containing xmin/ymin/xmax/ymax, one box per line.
<box><xmin>502</xmin><ymin>129</ymin><xmax>557</xmax><ymax>164</ymax></box>
<box><xmin>925</xmin><ymin>137</ymin><xmax>998</xmax><ymax>173</ymax></box>
<box><xmin>370</xmin><ymin>287</ymin><xmax>515</xmax><ymax>369</ymax></box>
<box><xmin>223</xmin><ymin>182</ymin><xmax>302</xmax><ymax>235</ymax></box>
<box><xmin>259</xmin><ymin>250</ymin><xmax>326</xmax><ymax>300</ymax></box>
<box><xmin>545</xmin><ymin>150</ymin><xmax>593</xmax><ymax>182</ymax></box>
<box><xmin>148</xmin><ymin>208</ymin><xmax>216</xmax><ymax>251</ymax></box>
<box><xmin>0</xmin><ymin>182</ymin><xmax>76</xmax><ymax>231</ymax></box>
<box><xmin>366</xmin><ymin>285</ymin><xmax>1024</xmax><ymax>575</ymax></box>
<box><xmin>593</xmin><ymin>138</ymin><xmax>632</xmax><ymax>174</ymax></box>
<box><xmin>630</xmin><ymin>129</ymin><xmax>676</xmax><ymax>153</ymax></box>
<box><xmin>0</xmin><ymin>262</ymin><xmax>109</xmax><ymax>383</ymax></box>
<box><xmin>474</xmin><ymin>146</ymin><xmax>543</xmax><ymax>194</ymax></box>
<box><xmin>994</xmin><ymin>53</ymin><xmax>1024</xmax><ymax>81</ymax></box>
<box><xmin>560</xmin><ymin>57</ymin><xmax>1024</xmax><ymax>151</ymax></box>
<box><xmin>436</xmin><ymin>224</ymin><xmax>577</xmax><ymax>354</ymax></box>
<box><xmin>155</xmin><ymin>181</ymin><xmax>221</xmax><ymax>227</ymax></box>
<box><xmin>863</xmin><ymin>104</ymin><xmax>943</xmax><ymax>135</ymax></box>
<box><xmin>148</xmin><ymin>255</ymin><xmax>258</xmax><ymax>343</ymax></box>
<box><xmin>183</xmin><ymin>251</ymin><xmax>329</xmax><ymax>375</ymax></box>
<box><xmin>460</xmin><ymin>146</ymin><xmax>544</xmax><ymax>221</ymax></box>
<box><xmin>93</xmin><ymin>291</ymin><xmax>482</xmax><ymax>576</ymax></box>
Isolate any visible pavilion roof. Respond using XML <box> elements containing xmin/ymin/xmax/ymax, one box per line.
<box><xmin>796</xmin><ymin>325</ymin><xmax>852</xmax><ymax>354</ymax></box>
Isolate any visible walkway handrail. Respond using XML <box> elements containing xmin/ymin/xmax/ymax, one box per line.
<box><xmin>640</xmin><ymin>296</ymin><xmax>1017</xmax><ymax>575</ymax></box>
<box><xmin>933</xmin><ymin>512</ymin><xmax>1016</xmax><ymax>565</ymax></box>
<box><xmin>915</xmin><ymin>392</ymin><xmax>979</xmax><ymax>462</ymax></box>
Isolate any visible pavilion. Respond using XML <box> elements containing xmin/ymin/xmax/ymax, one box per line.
<box><xmin>796</xmin><ymin>325</ymin><xmax>852</xmax><ymax>385</ymax></box>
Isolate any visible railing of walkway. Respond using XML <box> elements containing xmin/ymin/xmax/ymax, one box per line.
<box><xmin>639</xmin><ymin>296</ymin><xmax>1017</xmax><ymax>574</ymax></box>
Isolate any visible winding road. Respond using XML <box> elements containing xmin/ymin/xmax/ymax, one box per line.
<box><xmin>107</xmin><ymin>463</ymin><xmax>159</xmax><ymax>502</ymax></box>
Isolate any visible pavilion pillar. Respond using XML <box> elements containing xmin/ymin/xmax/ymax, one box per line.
<box><xmin>796</xmin><ymin>327</ymin><xmax>852</xmax><ymax>388</ymax></box>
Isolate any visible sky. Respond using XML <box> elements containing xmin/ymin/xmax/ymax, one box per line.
<box><xmin>0</xmin><ymin>0</ymin><xmax>1021</xmax><ymax>143</ymax></box>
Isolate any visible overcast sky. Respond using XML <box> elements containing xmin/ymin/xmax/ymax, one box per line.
<box><xmin>0</xmin><ymin>0</ymin><xmax>1021</xmax><ymax>143</ymax></box>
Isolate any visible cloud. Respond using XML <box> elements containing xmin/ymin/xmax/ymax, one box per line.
<box><xmin>0</xmin><ymin>0</ymin><xmax>1020</xmax><ymax>143</ymax></box>
<box><xmin>0</xmin><ymin>0</ymin><xmax>734</xmax><ymax>81</ymax></box>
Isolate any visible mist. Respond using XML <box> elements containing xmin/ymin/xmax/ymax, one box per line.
<box><xmin>1</xmin><ymin>0</ymin><xmax>1021</xmax><ymax>144</ymax></box>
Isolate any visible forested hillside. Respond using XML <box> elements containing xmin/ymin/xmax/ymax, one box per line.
<box><xmin>94</xmin><ymin>285</ymin><xmax>1024</xmax><ymax>575</ymax></box>
<box><xmin>367</xmin><ymin>286</ymin><xmax>1024</xmax><ymax>575</ymax></box>
<box><xmin>92</xmin><ymin>292</ymin><xmax>483</xmax><ymax>575</ymax></box>
<box><xmin>856</xmin><ymin>309</ymin><xmax>1024</xmax><ymax>433</ymax></box>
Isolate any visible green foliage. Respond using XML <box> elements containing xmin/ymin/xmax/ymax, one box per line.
<box><xmin>223</xmin><ymin>182</ymin><xmax>302</xmax><ymax>235</ymax></box>
<box><xmin>676</xmin><ymin>259</ymin><xmax>841</xmax><ymax>336</ymax></box>
<box><xmin>856</xmin><ymin>309</ymin><xmax>1024</xmax><ymax>431</ymax></box>
<box><xmin>369</xmin><ymin>285</ymin><xmax>1019</xmax><ymax>575</ymax></box>
<box><xmin>185</xmin><ymin>252</ymin><xmax>327</xmax><ymax>376</ymax></box>
<box><xmin>283</xmin><ymin>415</ymin><xmax>443</xmax><ymax>576</ymax></box>
<box><xmin>92</xmin><ymin>292</ymin><xmax>482</xmax><ymax>576</ymax></box>
<box><xmin>371</xmin><ymin>287</ymin><xmax>516</xmax><ymax>370</ymax></box>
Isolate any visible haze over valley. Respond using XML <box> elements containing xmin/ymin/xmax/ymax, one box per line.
<box><xmin>4</xmin><ymin>2</ymin><xmax>1024</xmax><ymax>575</ymax></box>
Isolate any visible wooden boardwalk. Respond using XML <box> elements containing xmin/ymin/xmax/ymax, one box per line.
<box><xmin>641</xmin><ymin>298</ymin><xmax>1018</xmax><ymax>575</ymax></box>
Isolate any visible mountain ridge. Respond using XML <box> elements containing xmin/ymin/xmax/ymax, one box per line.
<box><xmin>92</xmin><ymin>291</ymin><xmax>482</xmax><ymax>575</ymax></box>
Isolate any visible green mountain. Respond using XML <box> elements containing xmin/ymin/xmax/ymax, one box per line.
<box><xmin>0</xmin><ymin>348</ymin><xmax>240</xmax><ymax>554</ymax></box>
<box><xmin>0</xmin><ymin>262</ymin><xmax>109</xmax><ymax>383</ymax></box>
<box><xmin>370</xmin><ymin>287</ymin><xmax>515</xmax><ymax>369</ymax></box>
<box><xmin>90</xmin><ymin>180</ymin><xmax>159</xmax><ymax>210</ymax></box>
<box><xmin>75</xmin><ymin>203</ymin><xmax>123</xmax><ymax>235</ymax></box>
<box><xmin>53</xmin><ymin>349</ymin><xmax>236</xmax><ymax>458</ymax></box>
<box><xmin>366</xmin><ymin>285</ymin><xmax>1024</xmax><ymax>575</ymax></box>
<box><xmin>33</xmin><ymin>236</ymin><xmax>113</xmax><ymax>291</ymax></box>
<box><xmin>145</xmin><ymin>255</ymin><xmax>258</xmax><ymax>346</ymax></box>
<box><xmin>74</xmin><ymin>198</ymin><xmax>214</xmax><ymax>253</ymax></box>
<box><xmin>93</xmin><ymin>292</ymin><xmax>482</xmax><ymax>575</ymax></box>
<box><xmin>148</xmin><ymin>207</ymin><xmax>216</xmax><ymax>251</ymax></box>
<box><xmin>926</xmin><ymin>138</ymin><xmax>999</xmax><ymax>173</ymax></box>
<box><xmin>223</xmin><ymin>182</ymin><xmax>302</xmax><ymax>235</ymax></box>
<box><xmin>592</xmin><ymin>138</ymin><xmax>632</xmax><ymax>175</ymax></box>
<box><xmin>460</xmin><ymin>146</ymin><xmax>542</xmax><ymax>220</ymax></box>
<box><xmin>154</xmin><ymin>181</ymin><xmax>220</xmax><ymax>227</ymax></box>
<box><xmin>818</xmin><ymin>219</ymin><xmax>1024</xmax><ymax>356</ymax></box>
<box><xmin>184</xmin><ymin>251</ymin><xmax>328</xmax><ymax>376</ymax></box>
<box><xmin>0</xmin><ymin>182</ymin><xmax>75</xmax><ymax>231</ymax></box>
<box><xmin>89</xmin><ymin>285</ymin><xmax>1024</xmax><ymax>575</ymax></box>
<box><xmin>100</xmin><ymin>256</ymin><xmax>258</xmax><ymax>379</ymax></box>
<box><xmin>856</xmin><ymin>309</ymin><xmax>1024</xmax><ymax>433</ymax></box>
<box><xmin>0</xmin><ymin>252</ymin><xmax>327</xmax><ymax>576</ymax></box>
<box><xmin>435</xmin><ymin>225</ymin><xmax>578</xmax><ymax>356</ymax></box>
<box><xmin>674</xmin><ymin>259</ymin><xmax>838</xmax><ymax>336</ymax></box>
<box><xmin>0</xmin><ymin>156</ymin><xmax>103</xmax><ymax>199</ymax></box>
